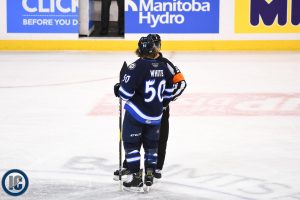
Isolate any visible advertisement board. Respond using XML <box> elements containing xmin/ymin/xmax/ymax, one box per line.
<box><xmin>7</xmin><ymin>0</ymin><xmax>79</xmax><ymax>33</ymax></box>
<box><xmin>125</xmin><ymin>0</ymin><xmax>220</xmax><ymax>33</ymax></box>
<box><xmin>235</xmin><ymin>0</ymin><xmax>300</xmax><ymax>33</ymax></box>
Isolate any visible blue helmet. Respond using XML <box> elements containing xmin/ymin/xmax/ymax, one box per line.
<box><xmin>138</xmin><ymin>36</ymin><xmax>155</xmax><ymax>54</ymax></box>
<box><xmin>147</xmin><ymin>34</ymin><xmax>161</xmax><ymax>48</ymax></box>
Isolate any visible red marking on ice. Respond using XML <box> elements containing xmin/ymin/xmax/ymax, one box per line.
<box><xmin>88</xmin><ymin>93</ymin><xmax>300</xmax><ymax>116</ymax></box>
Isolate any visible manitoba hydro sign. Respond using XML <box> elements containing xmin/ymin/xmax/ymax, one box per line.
<box><xmin>125</xmin><ymin>0</ymin><xmax>220</xmax><ymax>33</ymax></box>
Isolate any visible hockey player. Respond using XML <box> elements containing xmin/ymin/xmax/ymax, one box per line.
<box><xmin>114</xmin><ymin>36</ymin><xmax>174</xmax><ymax>191</ymax></box>
<box><xmin>114</xmin><ymin>34</ymin><xmax>187</xmax><ymax>180</ymax></box>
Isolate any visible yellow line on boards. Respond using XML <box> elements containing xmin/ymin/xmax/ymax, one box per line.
<box><xmin>1</xmin><ymin>40</ymin><xmax>300</xmax><ymax>51</ymax></box>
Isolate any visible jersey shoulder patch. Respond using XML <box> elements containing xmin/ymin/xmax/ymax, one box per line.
<box><xmin>127</xmin><ymin>63</ymin><xmax>136</xmax><ymax>70</ymax></box>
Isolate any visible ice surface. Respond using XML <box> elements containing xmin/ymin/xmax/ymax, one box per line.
<box><xmin>0</xmin><ymin>51</ymin><xmax>300</xmax><ymax>200</ymax></box>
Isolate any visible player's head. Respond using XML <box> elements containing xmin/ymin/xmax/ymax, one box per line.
<box><xmin>136</xmin><ymin>36</ymin><xmax>158</xmax><ymax>58</ymax></box>
<box><xmin>147</xmin><ymin>34</ymin><xmax>161</xmax><ymax>49</ymax></box>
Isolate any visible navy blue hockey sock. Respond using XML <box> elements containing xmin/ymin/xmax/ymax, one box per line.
<box><xmin>144</xmin><ymin>148</ymin><xmax>158</xmax><ymax>171</ymax></box>
<box><xmin>125</xmin><ymin>149</ymin><xmax>141</xmax><ymax>173</ymax></box>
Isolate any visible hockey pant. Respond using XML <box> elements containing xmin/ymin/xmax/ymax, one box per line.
<box><xmin>122</xmin><ymin>106</ymin><xmax>170</xmax><ymax>171</ymax></box>
<box><xmin>122</xmin><ymin>111</ymin><xmax>160</xmax><ymax>173</ymax></box>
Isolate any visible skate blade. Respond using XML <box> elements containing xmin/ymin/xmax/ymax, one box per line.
<box><xmin>113</xmin><ymin>175</ymin><xmax>127</xmax><ymax>181</ymax></box>
<box><xmin>144</xmin><ymin>186</ymin><xmax>151</xmax><ymax>193</ymax></box>
<box><xmin>123</xmin><ymin>186</ymin><xmax>144</xmax><ymax>193</ymax></box>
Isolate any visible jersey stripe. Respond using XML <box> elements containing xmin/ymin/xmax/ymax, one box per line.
<box><xmin>165</xmin><ymin>88</ymin><xmax>174</xmax><ymax>93</ymax></box>
<box><xmin>124</xmin><ymin>101</ymin><xmax>162</xmax><ymax>125</ymax></box>
<box><xmin>167</xmin><ymin>63</ymin><xmax>175</xmax><ymax>75</ymax></box>
<box><xmin>119</xmin><ymin>86</ymin><xmax>135</xmax><ymax>100</ymax></box>
<box><xmin>172</xmin><ymin>80</ymin><xmax>187</xmax><ymax>100</ymax></box>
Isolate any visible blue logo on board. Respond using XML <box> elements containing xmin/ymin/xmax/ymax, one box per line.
<box><xmin>7</xmin><ymin>0</ymin><xmax>79</xmax><ymax>33</ymax></box>
<box><xmin>125</xmin><ymin>0</ymin><xmax>220</xmax><ymax>33</ymax></box>
<box><xmin>250</xmin><ymin>0</ymin><xmax>300</xmax><ymax>26</ymax></box>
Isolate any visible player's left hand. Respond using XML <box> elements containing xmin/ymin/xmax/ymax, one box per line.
<box><xmin>114</xmin><ymin>83</ymin><xmax>120</xmax><ymax>97</ymax></box>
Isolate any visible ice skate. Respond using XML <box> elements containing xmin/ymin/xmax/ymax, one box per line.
<box><xmin>153</xmin><ymin>169</ymin><xmax>162</xmax><ymax>179</ymax></box>
<box><xmin>123</xmin><ymin>169</ymin><xmax>144</xmax><ymax>193</ymax></box>
<box><xmin>144</xmin><ymin>168</ymin><xmax>154</xmax><ymax>192</ymax></box>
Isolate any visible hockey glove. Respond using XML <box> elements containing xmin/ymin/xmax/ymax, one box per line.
<box><xmin>114</xmin><ymin>83</ymin><xmax>120</xmax><ymax>97</ymax></box>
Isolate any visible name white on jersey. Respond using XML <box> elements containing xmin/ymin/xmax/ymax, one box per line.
<box><xmin>150</xmin><ymin>70</ymin><xmax>164</xmax><ymax>78</ymax></box>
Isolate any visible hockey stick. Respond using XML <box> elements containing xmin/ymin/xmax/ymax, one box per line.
<box><xmin>118</xmin><ymin>61</ymin><xmax>127</xmax><ymax>191</ymax></box>
<box><xmin>118</xmin><ymin>97</ymin><xmax>122</xmax><ymax>191</ymax></box>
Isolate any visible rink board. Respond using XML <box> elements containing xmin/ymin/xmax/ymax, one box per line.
<box><xmin>1</xmin><ymin>0</ymin><xmax>300</xmax><ymax>51</ymax></box>
<box><xmin>1</xmin><ymin>40</ymin><xmax>300</xmax><ymax>51</ymax></box>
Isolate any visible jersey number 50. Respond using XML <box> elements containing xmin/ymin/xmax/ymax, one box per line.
<box><xmin>145</xmin><ymin>80</ymin><xmax>166</xmax><ymax>103</ymax></box>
